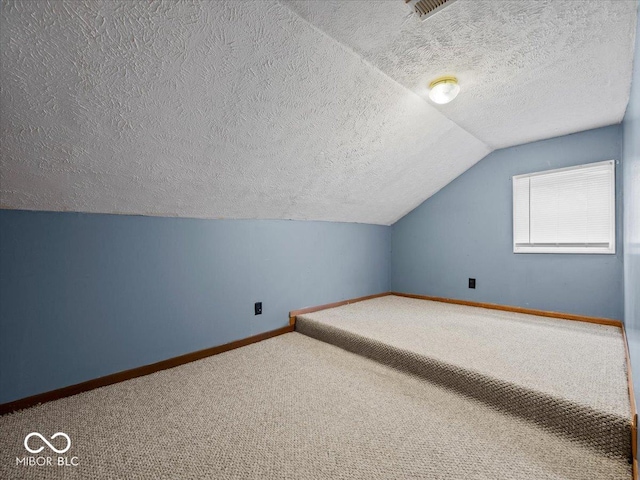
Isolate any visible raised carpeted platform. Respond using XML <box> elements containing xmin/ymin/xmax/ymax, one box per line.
<box><xmin>296</xmin><ymin>295</ymin><xmax>633</xmax><ymax>460</ymax></box>
<box><xmin>0</xmin><ymin>333</ymin><xmax>631</xmax><ymax>479</ymax></box>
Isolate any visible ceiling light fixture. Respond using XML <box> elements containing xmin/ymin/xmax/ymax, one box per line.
<box><xmin>428</xmin><ymin>76</ymin><xmax>460</xmax><ymax>104</ymax></box>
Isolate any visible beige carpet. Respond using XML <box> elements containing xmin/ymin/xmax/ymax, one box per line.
<box><xmin>296</xmin><ymin>295</ymin><xmax>633</xmax><ymax>460</ymax></box>
<box><xmin>0</xmin><ymin>333</ymin><xmax>631</xmax><ymax>479</ymax></box>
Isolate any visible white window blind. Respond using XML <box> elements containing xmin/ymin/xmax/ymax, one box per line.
<box><xmin>512</xmin><ymin>160</ymin><xmax>615</xmax><ymax>254</ymax></box>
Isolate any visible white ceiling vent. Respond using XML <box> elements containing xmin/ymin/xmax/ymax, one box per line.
<box><xmin>405</xmin><ymin>0</ymin><xmax>458</xmax><ymax>21</ymax></box>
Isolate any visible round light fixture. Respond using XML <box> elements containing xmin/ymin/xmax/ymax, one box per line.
<box><xmin>428</xmin><ymin>76</ymin><xmax>460</xmax><ymax>104</ymax></box>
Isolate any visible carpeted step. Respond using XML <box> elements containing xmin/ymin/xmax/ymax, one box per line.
<box><xmin>295</xmin><ymin>295</ymin><xmax>633</xmax><ymax>461</ymax></box>
<box><xmin>0</xmin><ymin>332</ymin><xmax>632</xmax><ymax>479</ymax></box>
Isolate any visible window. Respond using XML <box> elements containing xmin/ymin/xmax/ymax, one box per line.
<box><xmin>512</xmin><ymin>160</ymin><xmax>615</xmax><ymax>254</ymax></box>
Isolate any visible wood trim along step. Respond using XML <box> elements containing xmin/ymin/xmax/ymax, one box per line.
<box><xmin>0</xmin><ymin>324</ymin><xmax>294</xmax><ymax>416</ymax></box>
<box><xmin>622</xmin><ymin>325</ymin><xmax>638</xmax><ymax>480</ymax></box>
<box><xmin>288</xmin><ymin>292</ymin><xmax>391</xmax><ymax>326</ymax></box>
<box><xmin>391</xmin><ymin>292</ymin><xmax>623</xmax><ymax>328</ymax></box>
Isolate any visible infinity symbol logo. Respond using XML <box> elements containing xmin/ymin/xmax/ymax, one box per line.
<box><xmin>24</xmin><ymin>432</ymin><xmax>71</xmax><ymax>454</ymax></box>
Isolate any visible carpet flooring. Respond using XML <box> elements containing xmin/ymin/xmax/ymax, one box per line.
<box><xmin>296</xmin><ymin>295</ymin><xmax>633</xmax><ymax>460</ymax></box>
<box><xmin>0</xmin><ymin>333</ymin><xmax>632</xmax><ymax>479</ymax></box>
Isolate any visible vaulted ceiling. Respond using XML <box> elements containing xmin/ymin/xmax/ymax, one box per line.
<box><xmin>0</xmin><ymin>0</ymin><xmax>637</xmax><ymax>225</ymax></box>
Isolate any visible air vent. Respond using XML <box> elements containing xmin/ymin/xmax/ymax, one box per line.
<box><xmin>405</xmin><ymin>0</ymin><xmax>457</xmax><ymax>21</ymax></box>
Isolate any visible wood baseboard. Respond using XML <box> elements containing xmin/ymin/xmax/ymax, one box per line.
<box><xmin>391</xmin><ymin>292</ymin><xmax>623</xmax><ymax>328</ymax></box>
<box><xmin>0</xmin><ymin>325</ymin><xmax>293</xmax><ymax>416</ymax></box>
<box><xmin>288</xmin><ymin>292</ymin><xmax>391</xmax><ymax>326</ymax></box>
<box><xmin>4</xmin><ymin>290</ymin><xmax>635</xmax><ymax>472</ymax></box>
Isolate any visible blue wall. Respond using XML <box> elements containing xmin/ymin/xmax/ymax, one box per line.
<box><xmin>623</xmin><ymin>1</ymin><xmax>640</xmax><ymax>419</ymax></box>
<box><xmin>0</xmin><ymin>211</ymin><xmax>390</xmax><ymax>404</ymax></box>
<box><xmin>391</xmin><ymin>125</ymin><xmax>624</xmax><ymax>320</ymax></box>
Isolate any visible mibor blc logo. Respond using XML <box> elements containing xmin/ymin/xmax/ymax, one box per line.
<box><xmin>24</xmin><ymin>432</ymin><xmax>71</xmax><ymax>454</ymax></box>
<box><xmin>16</xmin><ymin>432</ymin><xmax>79</xmax><ymax>467</ymax></box>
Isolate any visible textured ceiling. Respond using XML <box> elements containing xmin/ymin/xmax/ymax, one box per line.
<box><xmin>284</xmin><ymin>0</ymin><xmax>638</xmax><ymax>149</ymax></box>
<box><xmin>0</xmin><ymin>0</ymin><xmax>636</xmax><ymax>225</ymax></box>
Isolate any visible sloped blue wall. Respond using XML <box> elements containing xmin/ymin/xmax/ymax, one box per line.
<box><xmin>391</xmin><ymin>125</ymin><xmax>624</xmax><ymax>320</ymax></box>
